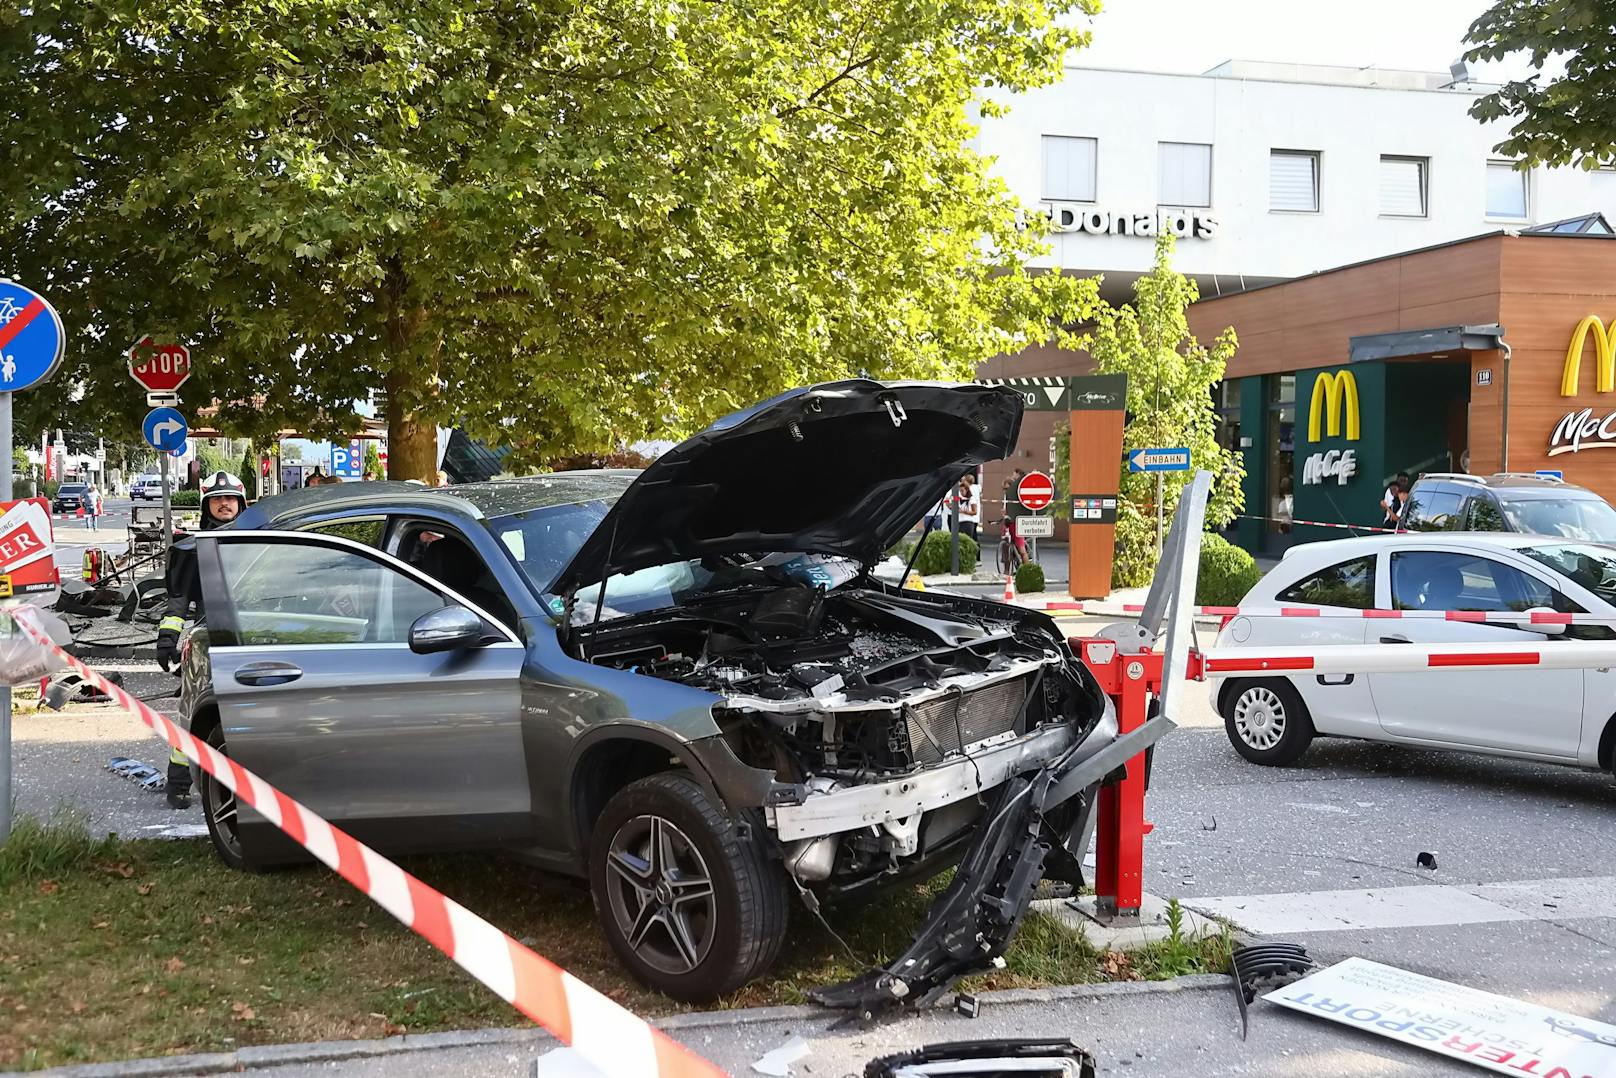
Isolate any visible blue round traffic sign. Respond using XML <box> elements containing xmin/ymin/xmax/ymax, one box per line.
<box><xmin>143</xmin><ymin>407</ymin><xmax>189</xmax><ymax>452</ymax></box>
<box><xmin>0</xmin><ymin>280</ymin><xmax>66</xmax><ymax>393</ymax></box>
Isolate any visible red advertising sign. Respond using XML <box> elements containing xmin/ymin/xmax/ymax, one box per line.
<box><xmin>127</xmin><ymin>336</ymin><xmax>193</xmax><ymax>393</ymax></box>
<box><xmin>1017</xmin><ymin>470</ymin><xmax>1055</xmax><ymax>512</ymax></box>
<box><xmin>0</xmin><ymin>497</ymin><xmax>59</xmax><ymax>599</ymax></box>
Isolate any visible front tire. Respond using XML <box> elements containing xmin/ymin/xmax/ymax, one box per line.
<box><xmin>1222</xmin><ymin>678</ymin><xmax>1315</xmax><ymax>766</ymax></box>
<box><xmin>199</xmin><ymin>725</ymin><xmax>250</xmax><ymax>870</ymax></box>
<box><xmin>588</xmin><ymin>772</ymin><xmax>789</xmax><ymax>1002</ymax></box>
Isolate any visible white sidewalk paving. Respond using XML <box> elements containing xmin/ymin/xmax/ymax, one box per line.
<box><xmin>1185</xmin><ymin>875</ymin><xmax>1616</xmax><ymax>935</ymax></box>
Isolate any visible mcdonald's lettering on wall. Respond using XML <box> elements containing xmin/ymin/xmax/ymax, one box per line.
<box><xmin>1552</xmin><ymin>315</ymin><xmax>1616</xmax><ymax>455</ymax></box>
<box><xmin>1307</xmin><ymin>369</ymin><xmax>1360</xmax><ymax>443</ymax></box>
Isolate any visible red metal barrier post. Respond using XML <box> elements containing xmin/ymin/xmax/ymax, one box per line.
<box><xmin>1075</xmin><ymin>638</ymin><xmax>1160</xmax><ymax>920</ymax></box>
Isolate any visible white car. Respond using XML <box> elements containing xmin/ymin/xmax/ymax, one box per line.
<box><xmin>1215</xmin><ymin>533</ymin><xmax>1616</xmax><ymax>775</ymax></box>
<box><xmin>131</xmin><ymin>474</ymin><xmax>171</xmax><ymax>501</ymax></box>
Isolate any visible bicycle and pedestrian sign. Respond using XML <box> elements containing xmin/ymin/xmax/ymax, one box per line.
<box><xmin>1128</xmin><ymin>447</ymin><xmax>1192</xmax><ymax>473</ymax></box>
<box><xmin>0</xmin><ymin>281</ymin><xmax>66</xmax><ymax>392</ymax></box>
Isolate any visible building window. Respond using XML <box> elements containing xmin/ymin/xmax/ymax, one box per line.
<box><xmin>1379</xmin><ymin>155</ymin><xmax>1428</xmax><ymax>217</ymax></box>
<box><xmin>1158</xmin><ymin>142</ymin><xmax>1212</xmax><ymax>207</ymax></box>
<box><xmin>1042</xmin><ymin>135</ymin><xmax>1097</xmax><ymax>202</ymax></box>
<box><xmin>1270</xmin><ymin>150</ymin><xmax>1320</xmax><ymax>213</ymax></box>
<box><xmin>1486</xmin><ymin>160</ymin><xmax>1528</xmax><ymax>219</ymax></box>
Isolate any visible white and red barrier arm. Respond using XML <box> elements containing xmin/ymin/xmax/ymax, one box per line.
<box><xmin>8</xmin><ymin>606</ymin><xmax>723</xmax><ymax>1078</ymax></box>
<box><xmin>1194</xmin><ymin>639</ymin><xmax>1616</xmax><ymax>676</ymax></box>
<box><xmin>1043</xmin><ymin>602</ymin><xmax>1616</xmax><ymax>625</ymax></box>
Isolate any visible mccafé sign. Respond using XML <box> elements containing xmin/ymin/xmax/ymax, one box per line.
<box><xmin>1551</xmin><ymin>315</ymin><xmax>1616</xmax><ymax>455</ymax></box>
<box><xmin>1301</xmin><ymin>370</ymin><xmax>1360</xmax><ymax>485</ymax></box>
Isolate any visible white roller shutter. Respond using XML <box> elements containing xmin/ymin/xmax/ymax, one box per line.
<box><xmin>1379</xmin><ymin>156</ymin><xmax>1427</xmax><ymax>217</ymax></box>
<box><xmin>1042</xmin><ymin>135</ymin><xmax>1097</xmax><ymax>202</ymax></box>
<box><xmin>1269</xmin><ymin>151</ymin><xmax>1319</xmax><ymax>212</ymax></box>
<box><xmin>1158</xmin><ymin>142</ymin><xmax>1212</xmax><ymax>207</ymax></box>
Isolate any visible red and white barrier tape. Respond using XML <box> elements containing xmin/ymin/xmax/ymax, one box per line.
<box><xmin>1232</xmin><ymin>513</ymin><xmax>1403</xmax><ymax>535</ymax></box>
<box><xmin>1197</xmin><ymin>639</ymin><xmax>1616</xmax><ymax>675</ymax></box>
<box><xmin>1041</xmin><ymin>602</ymin><xmax>1616</xmax><ymax>624</ymax></box>
<box><xmin>9</xmin><ymin>606</ymin><xmax>722</xmax><ymax>1078</ymax></box>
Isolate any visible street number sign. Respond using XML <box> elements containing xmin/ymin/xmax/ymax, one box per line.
<box><xmin>1017</xmin><ymin>471</ymin><xmax>1055</xmax><ymax>512</ymax></box>
<box><xmin>127</xmin><ymin>336</ymin><xmax>193</xmax><ymax>394</ymax></box>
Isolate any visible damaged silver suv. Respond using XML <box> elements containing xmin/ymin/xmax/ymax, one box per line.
<box><xmin>177</xmin><ymin>381</ymin><xmax>1118</xmax><ymax>1002</ymax></box>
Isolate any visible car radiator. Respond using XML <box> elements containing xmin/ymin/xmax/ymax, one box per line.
<box><xmin>904</xmin><ymin>675</ymin><xmax>1029</xmax><ymax>767</ymax></box>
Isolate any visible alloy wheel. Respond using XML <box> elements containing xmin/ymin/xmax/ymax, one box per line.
<box><xmin>603</xmin><ymin>814</ymin><xmax>717</xmax><ymax>976</ymax></box>
<box><xmin>204</xmin><ymin>749</ymin><xmax>243</xmax><ymax>859</ymax></box>
<box><xmin>1233</xmin><ymin>686</ymin><xmax>1287</xmax><ymax>751</ymax></box>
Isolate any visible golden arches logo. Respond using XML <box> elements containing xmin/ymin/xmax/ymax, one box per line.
<box><xmin>1307</xmin><ymin>369</ymin><xmax>1360</xmax><ymax>442</ymax></box>
<box><xmin>1562</xmin><ymin>315</ymin><xmax>1616</xmax><ymax>398</ymax></box>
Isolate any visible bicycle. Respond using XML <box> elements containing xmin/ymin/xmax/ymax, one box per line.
<box><xmin>992</xmin><ymin>518</ymin><xmax>1026</xmax><ymax>576</ymax></box>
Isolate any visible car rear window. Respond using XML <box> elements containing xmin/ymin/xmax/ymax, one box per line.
<box><xmin>1275</xmin><ymin>555</ymin><xmax>1376</xmax><ymax>608</ymax></box>
<box><xmin>1496</xmin><ymin>496</ymin><xmax>1616</xmax><ymax>542</ymax></box>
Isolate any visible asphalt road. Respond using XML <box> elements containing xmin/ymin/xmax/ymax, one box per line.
<box><xmin>8</xmin><ymin>612</ymin><xmax>1616</xmax><ymax>1076</ymax></box>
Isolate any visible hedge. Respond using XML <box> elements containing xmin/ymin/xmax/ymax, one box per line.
<box><xmin>1014</xmin><ymin>561</ymin><xmax>1046</xmax><ymax>594</ymax></box>
<box><xmin>911</xmin><ymin>530</ymin><xmax>978</xmax><ymax>576</ymax></box>
<box><xmin>1195</xmin><ymin>533</ymin><xmax>1261</xmax><ymax>607</ymax></box>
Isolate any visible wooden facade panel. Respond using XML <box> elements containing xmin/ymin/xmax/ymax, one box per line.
<box><xmin>1396</xmin><ymin>237</ymin><xmax>1503</xmax><ymax>310</ymax></box>
<box><xmin>1398</xmin><ymin>296</ymin><xmax>1503</xmax><ymax>332</ymax></box>
<box><xmin>1501</xmin><ymin>236</ymin><xmax>1616</xmax><ymax>298</ymax></box>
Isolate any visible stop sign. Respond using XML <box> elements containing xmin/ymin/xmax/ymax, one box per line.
<box><xmin>1017</xmin><ymin>471</ymin><xmax>1055</xmax><ymax>512</ymax></box>
<box><xmin>127</xmin><ymin>336</ymin><xmax>193</xmax><ymax>393</ymax></box>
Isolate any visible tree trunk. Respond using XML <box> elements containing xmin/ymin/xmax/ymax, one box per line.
<box><xmin>385</xmin><ymin>363</ymin><xmax>440</xmax><ymax>483</ymax></box>
<box><xmin>382</xmin><ymin>268</ymin><xmax>443</xmax><ymax>484</ymax></box>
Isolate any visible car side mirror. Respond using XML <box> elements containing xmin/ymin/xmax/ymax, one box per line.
<box><xmin>409</xmin><ymin>605</ymin><xmax>485</xmax><ymax>654</ymax></box>
<box><xmin>1521</xmin><ymin>607</ymin><xmax>1567</xmax><ymax>636</ymax></box>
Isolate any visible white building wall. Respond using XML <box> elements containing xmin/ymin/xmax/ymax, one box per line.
<box><xmin>979</xmin><ymin>65</ymin><xmax>1616</xmax><ymax>288</ymax></box>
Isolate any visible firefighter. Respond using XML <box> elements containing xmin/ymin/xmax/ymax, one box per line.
<box><xmin>157</xmin><ymin>470</ymin><xmax>247</xmax><ymax>808</ymax></box>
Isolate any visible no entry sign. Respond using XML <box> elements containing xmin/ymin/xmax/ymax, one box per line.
<box><xmin>127</xmin><ymin>336</ymin><xmax>193</xmax><ymax>394</ymax></box>
<box><xmin>1017</xmin><ymin>471</ymin><xmax>1055</xmax><ymax>512</ymax></box>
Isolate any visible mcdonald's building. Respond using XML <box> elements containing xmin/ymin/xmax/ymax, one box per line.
<box><xmin>1183</xmin><ymin>225</ymin><xmax>1616</xmax><ymax>554</ymax></box>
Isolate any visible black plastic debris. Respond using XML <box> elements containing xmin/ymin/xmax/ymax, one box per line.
<box><xmin>1416</xmin><ymin>852</ymin><xmax>1438</xmax><ymax>870</ymax></box>
<box><xmin>866</xmin><ymin>1039</ymin><xmax>1096</xmax><ymax>1078</ymax></box>
<box><xmin>1230</xmin><ymin>942</ymin><xmax>1315</xmax><ymax>1039</ymax></box>
<box><xmin>955</xmin><ymin>992</ymin><xmax>981</xmax><ymax>1019</ymax></box>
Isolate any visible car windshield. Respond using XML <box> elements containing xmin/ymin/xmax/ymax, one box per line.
<box><xmin>1498</xmin><ymin>496</ymin><xmax>1616</xmax><ymax>542</ymax></box>
<box><xmin>1520</xmin><ymin>543</ymin><xmax>1616</xmax><ymax>601</ymax></box>
<box><xmin>59</xmin><ymin>484</ymin><xmax>85</xmax><ymax>493</ymax></box>
<box><xmin>489</xmin><ymin>499</ymin><xmax>855</xmax><ymax>619</ymax></box>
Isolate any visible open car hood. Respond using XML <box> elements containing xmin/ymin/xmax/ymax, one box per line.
<box><xmin>549</xmin><ymin>380</ymin><xmax>1024</xmax><ymax>595</ymax></box>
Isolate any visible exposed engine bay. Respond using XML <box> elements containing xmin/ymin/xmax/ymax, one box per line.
<box><xmin>571</xmin><ymin>575</ymin><xmax>1109</xmax><ymax>895</ymax></box>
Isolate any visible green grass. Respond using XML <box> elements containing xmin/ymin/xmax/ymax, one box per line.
<box><xmin>0</xmin><ymin>816</ymin><xmax>1232</xmax><ymax>1071</ymax></box>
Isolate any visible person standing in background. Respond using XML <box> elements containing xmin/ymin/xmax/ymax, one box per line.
<box><xmin>1381</xmin><ymin>472</ymin><xmax>1410</xmax><ymax>530</ymax></box>
<box><xmin>83</xmin><ymin>482</ymin><xmax>100</xmax><ymax>530</ymax></box>
<box><xmin>957</xmin><ymin>473</ymin><xmax>981</xmax><ymax>539</ymax></box>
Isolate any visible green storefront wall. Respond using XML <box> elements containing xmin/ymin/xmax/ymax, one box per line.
<box><xmin>1228</xmin><ymin>361</ymin><xmax>1467</xmax><ymax>553</ymax></box>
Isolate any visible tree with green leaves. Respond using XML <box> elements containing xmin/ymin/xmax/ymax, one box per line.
<box><xmin>1085</xmin><ymin>234</ymin><xmax>1242</xmax><ymax>588</ymax></box>
<box><xmin>7</xmin><ymin>0</ymin><xmax>1099</xmax><ymax>478</ymax></box>
<box><xmin>1466</xmin><ymin>0</ymin><xmax>1616</xmax><ymax>166</ymax></box>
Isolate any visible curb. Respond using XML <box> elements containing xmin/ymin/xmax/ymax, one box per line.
<box><xmin>4</xmin><ymin>974</ymin><xmax>1231</xmax><ymax>1077</ymax></box>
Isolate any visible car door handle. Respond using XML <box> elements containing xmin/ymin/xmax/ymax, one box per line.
<box><xmin>1379</xmin><ymin>635</ymin><xmax>1412</xmax><ymax>644</ymax></box>
<box><xmin>234</xmin><ymin>661</ymin><xmax>303</xmax><ymax>687</ymax></box>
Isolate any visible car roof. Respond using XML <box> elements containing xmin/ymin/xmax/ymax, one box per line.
<box><xmin>1410</xmin><ymin>473</ymin><xmax>1598</xmax><ymax>498</ymax></box>
<box><xmin>1281</xmin><ymin>532</ymin><xmax>1616</xmax><ymax>566</ymax></box>
<box><xmin>235</xmin><ymin>471</ymin><xmax>639</xmax><ymax>530</ymax></box>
